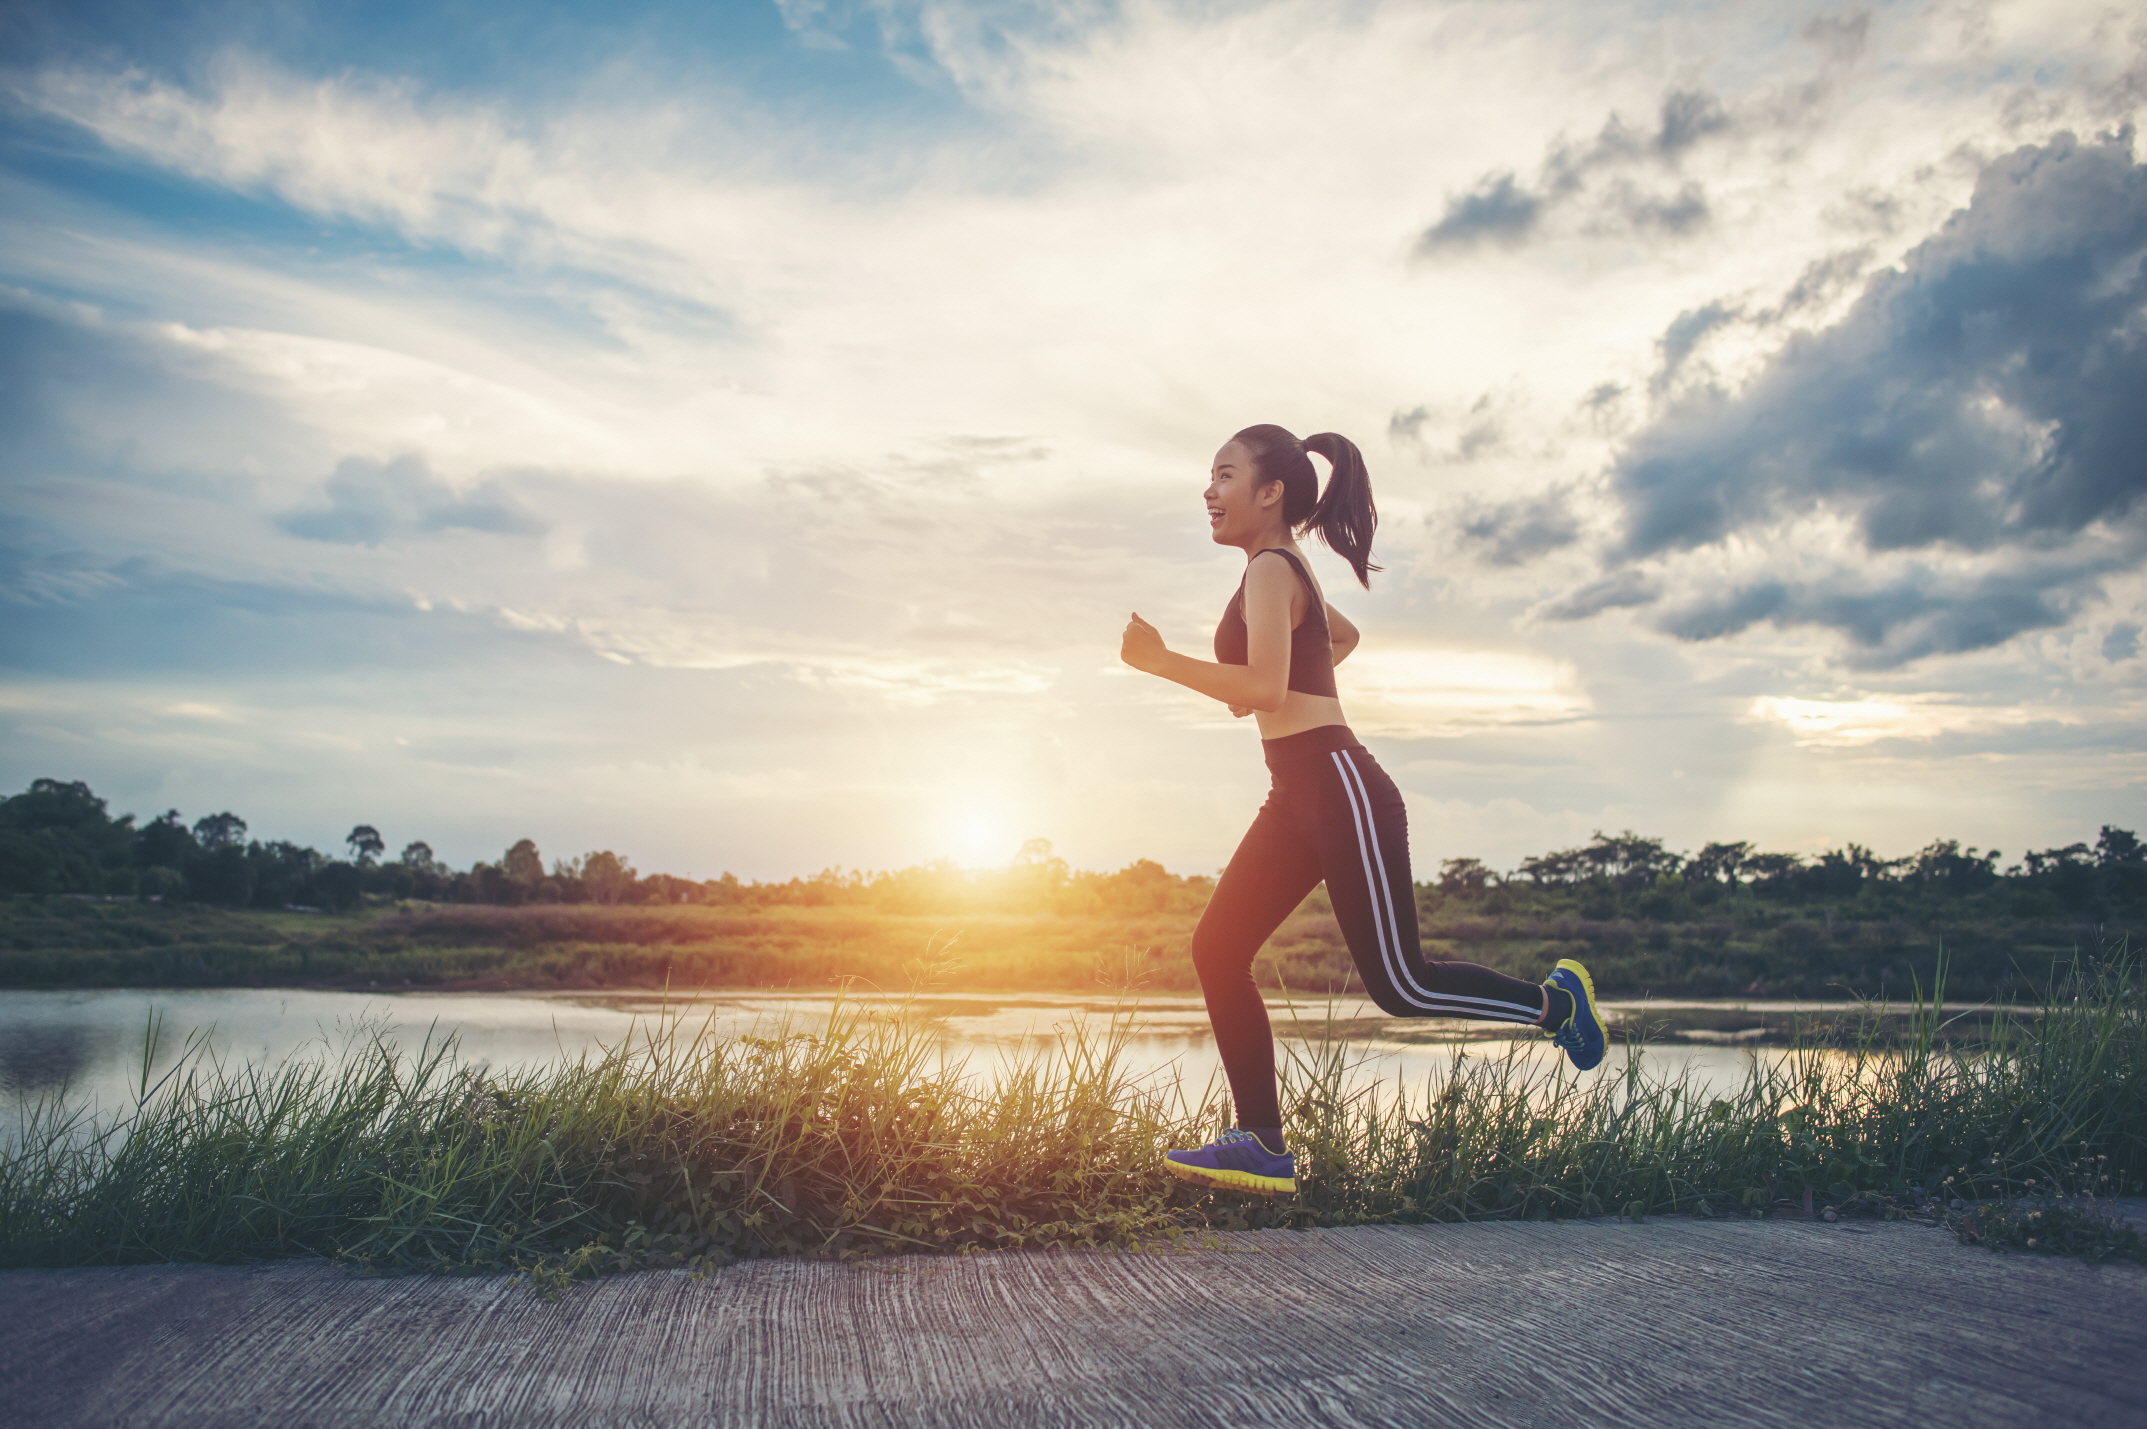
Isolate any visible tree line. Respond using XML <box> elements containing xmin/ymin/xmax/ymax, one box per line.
<box><xmin>1</xmin><ymin>777</ymin><xmax>2140</xmax><ymax>922</ymax></box>
<box><xmin>0</xmin><ymin>780</ymin><xmax>1211</xmax><ymax>917</ymax></box>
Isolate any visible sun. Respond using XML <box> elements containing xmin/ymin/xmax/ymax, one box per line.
<box><xmin>946</xmin><ymin>806</ymin><xmax>1008</xmax><ymax>867</ymax></box>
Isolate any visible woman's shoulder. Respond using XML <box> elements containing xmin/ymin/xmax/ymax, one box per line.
<box><xmin>1250</xmin><ymin>546</ymin><xmax>1320</xmax><ymax>591</ymax></box>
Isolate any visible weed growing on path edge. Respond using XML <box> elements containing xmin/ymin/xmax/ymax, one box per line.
<box><xmin>3</xmin><ymin>952</ymin><xmax>2143</xmax><ymax>1282</ymax></box>
<box><xmin>1939</xmin><ymin>1148</ymin><xmax>2147</xmax><ymax>1264</ymax></box>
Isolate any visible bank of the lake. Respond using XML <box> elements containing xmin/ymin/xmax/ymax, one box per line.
<box><xmin>4</xmin><ymin>954</ymin><xmax>2142</xmax><ymax>1280</ymax></box>
<box><xmin>2</xmin><ymin>895</ymin><xmax>2128</xmax><ymax>1003</ymax></box>
<box><xmin>5</xmin><ymin>984</ymin><xmax>1995</xmax><ymax>1123</ymax></box>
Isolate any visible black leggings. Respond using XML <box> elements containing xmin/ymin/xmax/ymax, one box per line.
<box><xmin>1191</xmin><ymin>724</ymin><xmax>1547</xmax><ymax>1130</ymax></box>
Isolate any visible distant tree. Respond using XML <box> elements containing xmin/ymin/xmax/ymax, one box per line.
<box><xmin>12</xmin><ymin>779</ymin><xmax>111</xmax><ymax>831</ymax></box>
<box><xmin>1688</xmin><ymin>841</ymin><xmax>1753</xmax><ymax>885</ymax></box>
<box><xmin>193</xmin><ymin>842</ymin><xmax>256</xmax><ymax>905</ymax></box>
<box><xmin>345</xmin><ymin>825</ymin><xmax>385</xmax><ymax>865</ymax></box>
<box><xmin>193</xmin><ymin>812</ymin><xmax>248</xmax><ymax>849</ymax></box>
<box><xmin>580</xmin><ymin>850</ymin><xmax>635</xmax><ymax>905</ymax></box>
<box><xmin>503</xmin><ymin>839</ymin><xmax>544</xmax><ymax>884</ymax></box>
<box><xmin>1016</xmin><ymin>838</ymin><xmax>1056</xmax><ymax>864</ymax></box>
<box><xmin>1908</xmin><ymin>839</ymin><xmax>2000</xmax><ymax>893</ymax></box>
<box><xmin>249</xmin><ymin>840</ymin><xmax>327</xmax><ymax>908</ymax></box>
<box><xmin>136</xmin><ymin>811</ymin><xmax>198</xmax><ymax>872</ymax></box>
<box><xmin>1519</xmin><ymin>848</ymin><xmax>1586</xmax><ymax>886</ymax></box>
<box><xmin>0</xmin><ymin>778</ymin><xmax>135</xmax><ymax>894</ymax></box>
<box><xmin>1438</xmin><ymin>857</ymin><xmax>1491</xmax><ymax>893</ymax></box>
<box><xmin>1741</xmin><ymin>852</ymin><xmax>1803</xmax><ymax>886</ymax></box>
<box><xmin>637</xmin><ymin>873</ymin><xmax>699</xmax><ymax>905</ymax></box>
<box><xmin>314</xmin><ymin>860</ymin><xmax>363</xmax><ymax>912</ymax></box>
<box><xmin>2024</xmin><ymin>843</ymin><xmax>2093</xmax><ymax>876</ymax></box>
<box><xmin>399</xmin><ymin>840</ymin><xmax>441</xmax><ymax>873</ymax></box>
<box><xmin>1806</xmin><ymin>845</ymin><xmax>1880</xmax><ymax>897</ymax></box>
<box><xmin>1090</xmin><ymin>859</ymin><xmax>1182</xmax><ymax>915</ymax></box>
<box><xmin>2097</xmin><ymin>826</ymin><xmax>2143</xmax><ymax>867</ymax></box>
<box><xmin>138</xmin><ymin>865</ymin><xmax>186</xmax><ymax>900</ymax></box>
<box><xmin>1578</xmin><ymin>830</ymin><xmax>1681</xmax><ymax>887</ymax></box>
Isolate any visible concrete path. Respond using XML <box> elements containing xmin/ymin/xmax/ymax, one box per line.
<box><xmin>4</xmin><ymin>1215</ymin><xmax>2145</xmax><ymax>1429</ymax></box>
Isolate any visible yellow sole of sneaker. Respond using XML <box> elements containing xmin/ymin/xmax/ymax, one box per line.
<box><xmin>1553</xmin><ymin>956</ymin><xmax>1598</xmax><ymax>1015</ymax></box>
<box><xmin>1161</xmin><ymin>1157</ymin><xmax>1296</xmax><ymax>1197</ymax></box>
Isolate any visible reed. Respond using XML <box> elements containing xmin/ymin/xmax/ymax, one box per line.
<box><xmin>4</xmin><ymin>951</ymin><xmax>2141</xmax><ymax>1279</ymax></box>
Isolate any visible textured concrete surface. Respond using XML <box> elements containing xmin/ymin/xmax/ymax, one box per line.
<box><xmin>4</xmin><ymin>1215</ymin><xmax>2145</xmax><ymax>1429</ymax></box>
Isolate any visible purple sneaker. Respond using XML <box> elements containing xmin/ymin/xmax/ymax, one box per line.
<box><xmin>1163</xmin><ymin>1129</ymin><xmax>1296</xmax><ymax>1196</ymax></box>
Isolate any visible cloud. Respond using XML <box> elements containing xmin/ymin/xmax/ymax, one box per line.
<box><xmin>1540</xmin><ymin>130</ymin><xmax>2147</xmax><ymax>666</ymax></box>
<box><xmin>1647</xmin><ymin>546</ymin><xmax>2134</xmax><ymax>666</ymax></box>
<box><xmin>1619</xmin><ymin>133</ymin><xmax>2147</xmax><ymax>558</ymax></box>
<box><xmin>1540</xmin><ymin>569</ymin><xmax>1657</xmax><ymax>621</ymax></box>
<box><xmin>282</xmin><ymin>455</ymin><xmax>543</xmax><ymax>545</ymax></box>
<box><xmin>1416</xmin><ymin>172</ymin><xmax>1544</xmax><ymax>250</ymax></box>
<box><xmin>1416</xmin><ymin>86</ymin><xmax>1736</xmax><ymax>253</ymax></box>
<box><xmin>1651</xmin><ymin>299</ymin><xmax>1744</xmax><ymax>395</ymax></box>
<box><xmin>1389</xmin><ymin>394</ymin><xmax>1506</xmax><ymax>464</ymax></box>
<box><xmin>1454</xmin><ymin>487</ymin><xmax>1583</xmax><ymax>566</ymax></box>
<box><xmin>1611</xmin><ymin>179</ymin><xmax>1711</xmax><ymax>236</ymax></box>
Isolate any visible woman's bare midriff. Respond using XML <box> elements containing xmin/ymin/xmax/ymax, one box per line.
<box><xmin>1253</xmin><ymin>691</ymin><xmax>1349</xmax><ymax>741</ymax></box>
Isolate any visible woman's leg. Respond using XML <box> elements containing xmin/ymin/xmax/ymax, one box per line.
<box><xmin>1189</xmin><ymin>790</ymin><xmax>1325</xmax><ymax>1132</ymax></box>
<box><xmin>1312</xmin><ymin>745</ymin><xmax>1548</xmax><ymax>1024</ymax></box>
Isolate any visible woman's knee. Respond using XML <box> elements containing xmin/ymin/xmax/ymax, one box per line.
<box><xmin>1189</xmin><ymin>924</ymin><xmax>1255</xmax><ymax>989</ymax></box>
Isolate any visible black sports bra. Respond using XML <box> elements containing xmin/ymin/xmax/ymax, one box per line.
<box><xmin>1212</xmin><ymin>548</ymin><xmax>1338</xmax><ymax>698</ymax></box>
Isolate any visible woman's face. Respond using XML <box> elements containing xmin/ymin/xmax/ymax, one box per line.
<box><xmin>1205</xmin><ymin>440</ymin><xmax>1281</xmax><ymax>547</ymax></box>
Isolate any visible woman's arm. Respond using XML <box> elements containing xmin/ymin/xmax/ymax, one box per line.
<box><xmin>1328</xmin><ymin>605</ymin><xmax>1360</xmax><ymax>666</ymax></box>
<box><xmin>1121</xmin><ymin>555</ymin><xmax>1296</xmax><ymax>712</ymax></box>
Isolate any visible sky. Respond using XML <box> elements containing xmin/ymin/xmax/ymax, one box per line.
<box><xmin>2</xmin><ymin>0</ymin><xmax>2144</xmax><ymax>881</ymax></box>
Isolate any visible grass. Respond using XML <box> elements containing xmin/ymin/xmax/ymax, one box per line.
<box><xmin>1942</xmin><ymin>1155</ymin><xmax>2147</xmax><ymax>1264</ymax></box>
<box><xmin>3</xmin><ymin>951</ymin><xmax>2143</xmax><ymax>1285</ymax></box>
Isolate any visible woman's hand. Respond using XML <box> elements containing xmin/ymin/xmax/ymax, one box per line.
<box><xmin>1228</xmin><ymin>705</ymin><xmax>1252</xmax><ymax>718</ymax></box>
<box><xmin>1120</xmin><ymin>613</ymin><xmax>1167</xmax><ymax>673</ymax></box>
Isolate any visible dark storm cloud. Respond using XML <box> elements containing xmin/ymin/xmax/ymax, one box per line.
<box><xmin>1614</xmin><ymin>132</ymin><xmax>2147</xmax><ymax>558</ymax></box>
<box><xmin>1416</xmin><ymin>88</ymin><xmax>1732</xmax><ymax>254</ymax></box>
<box><xmin>281</xmin><ymin>455</ymin><xmax>544</xmax><ymax>545</ymax></box>
<box><xmin>1776</xmin><ymin>245</ymin><xmax>1875</xmax><ymax>316</ymax></box>
<box><xmin>1455</xmin><ymin>487</ymin><xmax>1583</xmax><ymax>566</ymax></box>
<box><xmin>1651</xmin><ymin>553</ymin><xmax>2118</xmax><ymax>667</ymax></box>
<box><xmin>1550</xmin><ymin>132</ymin><xmax>2147</xmax><ymax>666</ymax></box>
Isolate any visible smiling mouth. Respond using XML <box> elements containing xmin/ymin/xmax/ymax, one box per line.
<box><xmin>1207</xmin><ymin>508</ymin><xmax>1224</xmax><ymax>525</ymax></box>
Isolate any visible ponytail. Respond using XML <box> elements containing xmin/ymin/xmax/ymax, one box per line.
<box><xmin>1229</xmin><ymin>424</ymin><xmax>1382</xmax><ymax>587</ymax></box>
<box><xmin>1301</xmin><ymin>432</ymin><xmax>1379</xmax><ymax>587</ymax></box>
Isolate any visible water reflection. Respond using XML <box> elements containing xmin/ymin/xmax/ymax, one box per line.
<box><xmin>1</xmin><ymin>986</ymin><xmax>1919</xmax><ymax>1122</ymax></box>
<box><xmin>0</xmin><ymin>1023</ymin><xmax>119</xmax><ymax>1097</ymax></box>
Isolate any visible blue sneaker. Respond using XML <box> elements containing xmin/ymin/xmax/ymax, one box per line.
<box><xmin>1544</xmin><ymin>958</ymin><xmax>1607</xmax><ymax>1071</ymax></box>
<box><xmin>1163</xmin><ymin>1129</ymin><xmax>1296</xmax><ymax>1196</ymax></box>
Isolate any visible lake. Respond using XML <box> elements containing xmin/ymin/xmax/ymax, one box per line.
<box><xmin>0</xmin><ymin>986</ymin><xmax>1951</xmax><ymax>1122</ymax></box>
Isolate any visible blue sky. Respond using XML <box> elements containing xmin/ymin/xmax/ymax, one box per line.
<box><xmin>3</xmin><ymin>0</ymin><xmax>2144</xmax><ymax>880</ymax></box>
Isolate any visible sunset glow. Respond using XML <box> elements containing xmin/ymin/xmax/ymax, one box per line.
<box><xmin>3</xmin><ymin>0</ymin><xmax>2143</xmax><ymax>878</ymax></box>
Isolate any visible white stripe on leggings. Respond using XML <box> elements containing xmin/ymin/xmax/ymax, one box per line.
<box><xmin>1333</xmin><ymin>749</ymin><xmax>1543</xmax><ymax>1023</ymax></box>
<box><xmin>1329</xmin><ymin>749</ymin><xmax>1415</xmax><ymax>1009</ymax></box>
<box><xmin>1330</xmin><ymin>749</ymin><xmax>1425</xmax><ymax>1011</ymax></box>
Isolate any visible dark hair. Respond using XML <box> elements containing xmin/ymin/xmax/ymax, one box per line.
<box><xmin>1229</xmin><ymin>424</ymin><xmax>1381</xmax><ymax>587</ymax></box>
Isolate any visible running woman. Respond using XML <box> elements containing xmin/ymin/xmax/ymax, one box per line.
<box><xmin>1119</xmin><ymin>425</ymin><xmax>1607</xmax><ymax>1197</ymax></box>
